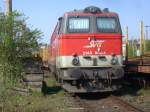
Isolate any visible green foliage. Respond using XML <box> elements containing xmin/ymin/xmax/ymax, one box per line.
<box><xmin>0</xmin><ymin>10</ymin><xmax>42</xmax><ymax>103</ymax></box>
<box><xmin>128</xmin><ymin>44</ymin><xmax>133</xmax><ymax>58</ymax></box>
<box><xmin>145</xmin><ymin>40</ymin><xmax>150</xmax><ymax>52</ymax></box>
<box><xmin>128</xmin><ymin>40</ymin><xmax>137</xmax><ymax>58</ymax></box>
<box><xmin>128</xmin><ymin>39</ymin><xmax>150</xmax><ymax>58</ymax></box>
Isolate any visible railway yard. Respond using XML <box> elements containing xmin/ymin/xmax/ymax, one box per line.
<box><xmin>42</xmin><ymin>70</ymin><xmax>150</xmax><ymax>112</ymax></box>
<box><xmin>0</xmin><ymin>1</ymin><xmax>150</xmax><ymax>112</ymax></box>
<box><xmin>1</xmin><ymin>69</ymin><xmax>149</xmax><ymax>112</ymax></box>
<box><xmin>1</xmin><ymin>21</ymin><xmax>150</xmax><ymax>112</ymax></box>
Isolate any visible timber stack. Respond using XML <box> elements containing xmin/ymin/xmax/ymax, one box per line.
<box><xmin>22</xmin><ymin>57</ymin><xmax>44</xmax><ymax>92</ymax></box>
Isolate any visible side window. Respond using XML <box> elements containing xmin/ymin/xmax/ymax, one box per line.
<box><xmin>58</xmin><ymin>17</ymin><xmax>63</xmax><ymax>34</ymax></box>
<box><xmin>51</xmin><ymin>23</ymin><xmax>59</xmax><ymax>42</ymax></box>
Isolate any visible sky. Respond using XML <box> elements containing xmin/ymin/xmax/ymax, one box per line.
<box><xmin>0</xmin><ymin>0</ymin><xmax>150</xmax><ymax>43</ymax></box>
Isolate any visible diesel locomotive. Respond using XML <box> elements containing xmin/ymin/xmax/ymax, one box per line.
<box><xmin>48</xmin><ymin>6</ymin><xmax>124</xmax><ymax>93</ymax></box>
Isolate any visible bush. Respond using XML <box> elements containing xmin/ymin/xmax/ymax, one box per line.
<box><xmin>0</xmin><ymin>10</ymin><xmax>42</xmax><ymax>103</ymax></box>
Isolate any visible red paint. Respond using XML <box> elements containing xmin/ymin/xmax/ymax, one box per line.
<box><xmin>48</xmin><ymin>10</ymin><xmax>123</xmax><ymax>65</ymax></box>
<box><xmin>59</xmin><ymin>34</ymin><xmax>122</xmax><ymax>56</ymax></box>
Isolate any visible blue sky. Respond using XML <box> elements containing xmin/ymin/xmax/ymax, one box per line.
<box><xmin>0</xmin><ymin>0</ymin><xmax>149</xmax><ymax>43</ymax></box>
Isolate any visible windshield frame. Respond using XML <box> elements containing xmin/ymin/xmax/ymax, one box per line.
<box><xmin>67</xmin><ymin>16</ymin><xmax>90</xmax><ymax>33</ymax></box>
<box><xmin>96</xmin><ymin>16</ymin><xmax>120</xmax><ymax>33</ymax></box>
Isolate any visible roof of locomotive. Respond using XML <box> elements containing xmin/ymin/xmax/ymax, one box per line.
<box><xmin>64</xmin><ymin>6</ymin><xmax>118</xmax><ymax>17</ymax></box>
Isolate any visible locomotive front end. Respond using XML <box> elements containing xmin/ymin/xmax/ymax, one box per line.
<box><xmin>50</xmin><ymin>6</ymin><xmax>124</xmax><ymax>93</ymax></box>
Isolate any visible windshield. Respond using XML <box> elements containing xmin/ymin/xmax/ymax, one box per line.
<box><xmin>96</xmin><ymin>17</ymin><xmax>118</xmax><ymax>33</ymax></box>
<box><xmin>68</xmin><ymin>17</ymin><xmax>89</xmax><ymax>33</ymax></box>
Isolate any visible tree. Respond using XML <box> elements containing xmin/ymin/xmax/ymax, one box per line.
<box><xmin>0</xmin><ymin>10</ymin><xmax>42</xmax><ymax>92</ymax></box>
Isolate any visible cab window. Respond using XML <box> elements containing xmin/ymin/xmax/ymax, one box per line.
<box><xmin>96</xmin><ymin>17</ymin><xmax>118</xmax><ymax>33</ymax></box>
<box><xmin>68</xmin><ymin>17</ymin><xmax>89</xmax><ymax>33</ymax></box>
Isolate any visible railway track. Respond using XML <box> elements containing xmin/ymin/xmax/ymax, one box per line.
<box><xmin>41</xmin><ymin>67</ymin><xmax>148</xmax><ymax>112</ymax></box>
<box><xmin>109</xmin><ymin>95</ymin><xmax>145</xmax><ymax>112</ymax></box>
<box><xmin>72</xmin><ymin>94</ymin><xmax>146</xmax><ymax>112</ymax></box>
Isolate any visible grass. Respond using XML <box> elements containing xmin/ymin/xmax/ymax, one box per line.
<box><xmin>137</xmin><ymin>88</ymin><xmax>150</xmax><ymax>96</ymax></box>
<box><xmin>1</xmin><ymin>74</ymin><xmax>150</xmax><ymax>112</ymax></box>
<box><xmin>1</xmin><ymin>77</ymin><xmax>78</xmax><ymax>112</ymax></box>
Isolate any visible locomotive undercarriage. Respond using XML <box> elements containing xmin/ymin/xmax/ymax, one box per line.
<box><xmin>56</xmin><ymin>67</ymin><xmax>124</xmax><ymax>93</ymax></box>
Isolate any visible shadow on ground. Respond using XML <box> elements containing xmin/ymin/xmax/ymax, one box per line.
<box><xmin>112</xmin><ymin>83</ymin><xmax>142</xmax><ymax>96</ymax></box>
<box><xmin>75</xmin><ymin>84</ymin><xmax>143</xmax><ymax>100</ymax></box>
<box><xmin>42</xmin><ymin>81</ymin><xmax>62</xmax><ymax>95</ymax></box>
<box><xmin>113</xmin><ymin>72</ymin><xmax>150</xmax><ymax>96</ymax></box>
<box><xmin>76</xmin><ymin>92</ymin><xmax>110</xmax><ymax>100</ymax></box>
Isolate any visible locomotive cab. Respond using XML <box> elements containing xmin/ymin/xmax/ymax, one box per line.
<box><xmin>49</xmin><ymin>6</ymin><xmax>124</xmax><ymax>93</ymax></box>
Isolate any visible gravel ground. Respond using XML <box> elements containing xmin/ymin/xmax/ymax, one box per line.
<box><xmin>70</xmin><ymin>83</ymin><xmax>150</xmax><ymax>112</ymax></box>
<box><xmin>1</xmin><ymin>70</ymin><xmax>149</xmax><ymax>112</ymax></box>
<box><xmin>119</xmin><ymin>89</ymin><xmax>150</xmax><ymax>112</ymax></box>
<box><xmin>72</xmin><ymin>91</ymin><xmax>150</xmax><ymax>112</ymax></box>
<box><xmin>44</xmin><ymin>71</ymin><xmax>150</xmax><ymax>112</ymax></box>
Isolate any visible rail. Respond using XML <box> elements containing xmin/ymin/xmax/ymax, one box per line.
<box><xmin>110</xmin><ymin>95</ymin><xmax>145</xmax><ymax>112</ymax></box>
<box><xmin>71</xmin><ymin>94</ymin><xmax>146</xmax><ymax>112</ymax></box>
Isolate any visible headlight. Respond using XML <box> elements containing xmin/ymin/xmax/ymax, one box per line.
<box><xmin>111</xmin><ymin>57</ymin><xmax>118</xmax><ymax>65</ymax></box>
<box><xmin>72</xmin><ymin>57</ymin><xmax>79</xmax><ymax>65</ymax></box>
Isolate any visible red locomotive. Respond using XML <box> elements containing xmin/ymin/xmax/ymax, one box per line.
<box><xmin>48</xmin><ymin>6</ymin><xmax>124</xmax><ymax>93</ymax></box>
